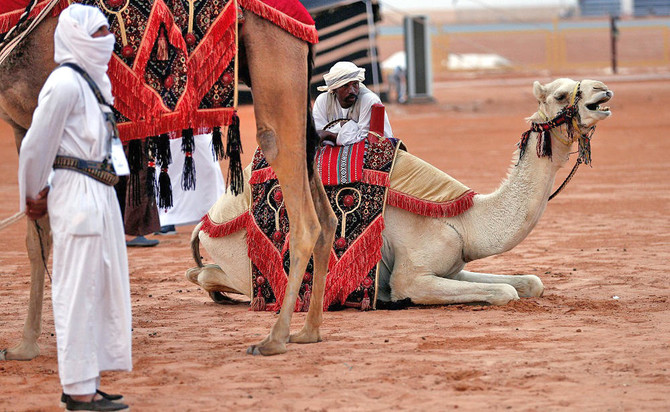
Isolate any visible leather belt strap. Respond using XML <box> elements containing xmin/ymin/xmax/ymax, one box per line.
<box><xmin>53</xmin><ymin>155</ymin><xmax>119</xmax><ymax>186</ymax></box>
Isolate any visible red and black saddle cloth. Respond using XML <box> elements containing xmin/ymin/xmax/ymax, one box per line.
<box><xmin>247</xmin><ymin>137</ymin><xmax>403</xmax><ymax>312</ymax></box>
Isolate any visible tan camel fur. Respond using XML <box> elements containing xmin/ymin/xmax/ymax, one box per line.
<box><xmin>187</xmin><ymin>78</ymin><xmax>613</xmax><ymax>309</ymax></box>
<box><xmin>1</xmin><ymin>11</ymin><xmax>337</xmax><ymax>359</ymax></box>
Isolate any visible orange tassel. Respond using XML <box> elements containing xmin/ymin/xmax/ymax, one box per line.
<box><xmin>157</xmin><ymin>30</ymin><xmax>168</xmax><ymax>61</ymax></box>
<box><xmin>360</xmin><ymin>289</ymin><xmax>371</xmax><ymax>311</ymax></box>
<box><xmin>251</xmin><ymin>287</ymin><xmax>266</xmax><ymax>311</ymax></box>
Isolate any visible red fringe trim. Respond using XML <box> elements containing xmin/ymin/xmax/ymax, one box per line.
<box><xmin>238</xmin><ymin>0</ymin><xmax>319</xmax><ymax>44</ymax></box>
<box><xmin>0</xmin><ymin>0</ymin><xmax>67</xmax><ymax>35</ymax></box>
<box><xmin>322</xmin><ymin>215</ymin><xmax>385</xmax><ymax>309</ymax></box>
<box><xmin>387</xmin><ymin>190</ymin><xmax>476</xmax><ymax>218</ymax></box>
<box><xmin>246</xmin><ymin>219</ymin><xmax>287</xmax><ymax>312</ymax></box>
<box><xmin>249</xmin><ymin>167</ymin><xmax>277</xmax><ymax>184</ymax></box>
<box><xmin>361</xmin><ymin>169</ymin><xmax>390</xmax><ymax>187</ymax></box>
<box><xmin>200</xmin><ymin>212</ymin><xmax>249</xmax><ymax>238</ymax></box>
<box><xmin>188</xmin><ymin>3</ymin><xmax>237</xmax><ymax>101</ymax></box>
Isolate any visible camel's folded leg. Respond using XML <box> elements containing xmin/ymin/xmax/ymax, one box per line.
<box><xmin>186</xmin><ymin>264</ymin><xmax>248</xmax><ymax>297</ymax></box>
<box><xmin>450</xmin><ymin>270</ymin><xmax>544</xmax><ymax>298</ymax></box>
<box><xmin>391</xmin><ymin>270</ymin><xmax>520</xmax><ymax>306</ymax></box>
<box><xmin>2</xmin><ymin>217</ymin><xmax>51</xmax><ymax>361</ymax></box>
<box><xmin>289</xmin><ymin>172</ymin><xmax>337</xmax><ymax>344</ymax></box>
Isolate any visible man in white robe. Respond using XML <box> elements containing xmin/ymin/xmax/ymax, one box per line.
<box><xmin>312</xmin><ymin>61</ymin><xmax>393</xmax><ymax>146</ymax></box>
<box><xmin>18</xmin><ymin>4</ymin><xmax>131</xmax><ymax>411</ymax></box>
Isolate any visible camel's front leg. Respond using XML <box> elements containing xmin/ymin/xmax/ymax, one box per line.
<box><xmin>450</xmin><ymin>270</ymin><xmax>544</xmax><ymax>297</ymax></box>
<box><xmin>391</xmin><ymin>268</ymin><xmax>520</xmax><ymax>306</ymax></box>
<box><xmin>290</xmin><ymin>172</ymin><xmax>337</xmax><ymax>344</ymax></box>
<box><xmin>246</xmin><ymin>165</ymin><xmax>320</xmax><ymax>355</ymax></box>
<box><xmin>2</xmin><ymin>217</ymin><xmax>51</xmax><ymax>361</ymax></box>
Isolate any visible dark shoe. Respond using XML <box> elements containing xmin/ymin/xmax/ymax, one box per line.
<box><xmin>65</xmin><ymin>396</ymin><xmax>128</xmax><ymax>411</ymax></box>
<box><xmin>126</xmin><ymin>235</ymin><xmax>159</xmax><ymax>247</ymax></box>
<box><xmin>61</xmin><ymin>391</ymin><xmax>124</xmax><ymax>408</ymax></box>
<box><xmin>154</xmin><ymin>225</ymin><xmax>176</xmax><ymax>235</ymax></box>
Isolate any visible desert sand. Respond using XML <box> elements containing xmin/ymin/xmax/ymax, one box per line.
<box><xmin>1</xmin><ymin>72</ymin><xmax>669</xmax><ymax>411</ymax></box>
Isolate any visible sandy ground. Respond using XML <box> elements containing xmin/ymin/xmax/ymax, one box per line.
<box><xmin>1</xmin><ymin>72</ymin><xmax>669</xmax><ymax>411</ymax></box>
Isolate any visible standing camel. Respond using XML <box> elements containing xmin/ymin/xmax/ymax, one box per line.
<box><xmin>0</xmin><ymin>6</ymin><xmax>336</xmax><ymax>359</ymax></box>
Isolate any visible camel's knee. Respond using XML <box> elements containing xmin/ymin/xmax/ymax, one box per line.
<box><xmin>257</xmin><ymin>127</ymin><xmax>278</xmax><ymax>164</ymax></box>
<box><xmin>516</xmin><ymin>275</ymin><xmax>544</xmax><ymax>298</ymax></box>
<box><xmin>316</xmin><ymin>212</ymin><xmax>337</xmax><ymax>246</ymax></box>
<box><xmin>186</xmin><ymin>264</ymin><xmax>232</xmax><ymax>293</ymax></box>
<box><xmin>489</xmin><ymin>284</ymin><xmax>520</xmax><ymax>306</ymax></box>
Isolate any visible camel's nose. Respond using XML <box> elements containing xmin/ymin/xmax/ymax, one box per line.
<box><xmin>606</xmin><ymin>90</ymin><xmax>614</xmax><ymax>98</ymax></box>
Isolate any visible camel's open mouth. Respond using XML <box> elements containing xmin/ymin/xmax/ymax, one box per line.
<box><xmin>585</xmin><ymin>93</ymin><xmax>612</xmax><ymax>114</ymax></box>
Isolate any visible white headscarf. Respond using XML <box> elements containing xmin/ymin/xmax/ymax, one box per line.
<box><xmin>317</xmin><ymin>61</ymin><xmax>365</xmax><ymax>92</ymax></box>
<box><xmin>54</xmin><ymin>4</ymin><xmax>115</xmax><ymax>103</ymax></box>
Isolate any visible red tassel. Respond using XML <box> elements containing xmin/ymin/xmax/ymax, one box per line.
<box><xmin>251</xmin><ymin>287</ymin><xmax>266</xmax><ymax>311</ymax></box>
<box><xmin>360</xmin><ymin>289</ymin><xmax>371</xmax><ymax>311</ymax></box>
<box><xmin>157</xmin><ymin>27</ymin><xmax>168</xmax><ymax>61</ymax></box>
<box><xmin>386</xmin><ymin>190</ymin><xmax>476</xmax><ymax>219</ymax></box>
<box><xmin>200</xmin><ymin>212</ymin><xmax>249</xmax><ymax>238</ymax></box>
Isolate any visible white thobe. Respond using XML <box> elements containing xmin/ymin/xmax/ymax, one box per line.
<box><xmin>157</xmin><ymin>134</ymin><xmax>226</xmax><ymax>226</ymax></box>
<box><xmin>18</xmin><ymin>67</ymin><xmax>132</xmax><ymax>388</ymax></box>
<box><xmin>312</xmin><ymin>89</ymin><xmax>394</xmax><ymax>146</ymax></box>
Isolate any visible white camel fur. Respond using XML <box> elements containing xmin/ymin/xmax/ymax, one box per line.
<box><xmin>188</xmin><ymin>78</ymin><xmax>613</xmax><ymax>308</ymax></box>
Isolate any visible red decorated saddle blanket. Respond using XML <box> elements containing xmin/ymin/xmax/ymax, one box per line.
<box><xmin>200</xmin><ymin>138</ymin><xmax>477</xmax><ymax>311</ymax></box>
<box><xmin>2</xmin><ymin>0</ymin><xmax>317</xmax><ymax>143</ymax></box>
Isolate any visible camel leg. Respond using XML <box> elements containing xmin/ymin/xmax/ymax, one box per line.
<box><xmin>241</xmin><ymin>13</ymin><xmax>321</xmax><ymax>355</ymax></box>
<box><xmin>2</xmin><ymin>217</ymin><xmax>51</xmax><ymax>361</ymax></box>
<box><xmin>450</xmin><ymin>270</ymin><xmax>544</xmax><ymax>298</ymax></box>
<box><xmin>391</xmin><ymin>270</ymin><xmax>520</xmax><ymax>306</ymax></box>
<box><xmin>290</xmin><ymin>172</ymin><xmax>337</xmax><ymax>344</ymax></box>
<box><xmin>186</xmin><ymin>264</ymin><xmax>248</xmax><ymax>296</ymax></box>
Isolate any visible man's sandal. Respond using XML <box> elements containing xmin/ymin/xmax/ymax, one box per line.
<box><xmin>60</xmin><ymin>390</ymin><xmax>124</xmax><ymax>408</ymax></box>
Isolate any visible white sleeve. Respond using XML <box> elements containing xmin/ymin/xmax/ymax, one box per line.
<box><xmin>18</xmin><ymin>73</ymin><xmax>78</xmax><ymax>211</ymax></box>
<box><xmin>335</xmin><ymin>92</ymin><xmax>381</xmax><ymax>146</ymax></box>
<box><xmin>312</xmin><ymin>93</ymin><xmax>329</xmax><ymax>131</ymax></box>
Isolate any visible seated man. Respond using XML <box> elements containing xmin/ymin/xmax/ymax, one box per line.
<box><xmin>313</xmin><ymin>61</ymin><xmax>393</xmax><ymax>146</ymax></box>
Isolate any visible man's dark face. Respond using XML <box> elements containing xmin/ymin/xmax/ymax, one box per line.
<box><xmin>334</xmin><ymin>80</ymin><xmax>360</xmax><ymax>109</ymax></box>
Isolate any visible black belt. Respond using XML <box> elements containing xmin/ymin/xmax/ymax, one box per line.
<box><xmin>53</xmin><ymin>155</ymin><xmax>119</xmax><ymax>186</ymax></box>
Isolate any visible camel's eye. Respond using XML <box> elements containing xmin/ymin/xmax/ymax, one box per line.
<box><xmin>554</xmin><ymin>92</ymin><xmax>567</xmax><ymax>101</ymax></box>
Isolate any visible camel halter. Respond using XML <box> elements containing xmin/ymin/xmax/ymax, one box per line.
<box><xmin>517</xmin><ymin>82</ymin><xmax>595</xmax><ymax>201</ymax></box>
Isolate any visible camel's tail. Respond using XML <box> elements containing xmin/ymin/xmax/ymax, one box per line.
<box><xmin>305</xmin><ymin>45</ymin><xmax>319</xmax><ymax>177</ymax></box>
<box><xmin>191</xmin><ymin>221</ymin><xmax>204</xmax><ymax>268</ymax></box>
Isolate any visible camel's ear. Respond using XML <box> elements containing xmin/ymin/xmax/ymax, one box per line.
<box><xmin>533</xmin><ymin>81</ymin><xmax>546</xmax><ymax>103</ymax></box>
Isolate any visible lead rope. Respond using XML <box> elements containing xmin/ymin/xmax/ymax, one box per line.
<box><xmin>548</xmin><ymin>158</ymin><xmax>582</xmax><ymax>201</ymax></box>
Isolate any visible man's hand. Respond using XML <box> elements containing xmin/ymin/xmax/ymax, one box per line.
<box><xmin>317</xmin><ymin>130</ymin><xmax>337</xmax><ymax>145</ymax></box>
<box><xmin>25</xmin><ymin>186</ymin><xmax>49</xmax><ymax>220</ymax></box>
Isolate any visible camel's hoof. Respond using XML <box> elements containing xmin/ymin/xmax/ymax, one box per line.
<box><xmin>246</xmin><ymin>342</ymin><xmax>287</xmax><ymax>356</ymax></box>
<box><xmin>289</xmin><ymin>330</ymin><xmax>322</xmax><ymax>344</ymax></box>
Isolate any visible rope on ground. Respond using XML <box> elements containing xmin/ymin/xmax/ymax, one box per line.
<box><xmin>0</xmin><ymin>211</ymin><xmax>25</xmax><ymax>231</ymax></box>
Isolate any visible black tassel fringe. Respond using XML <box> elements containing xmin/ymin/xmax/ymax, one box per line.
<box><xmin>127</xmin><ymin>139</ymin><xmax>143</xmax><ymax>206</ymax></box>
<box><xmin>181</xmin><ymin>128</ymin><xmax>196</xmax><ymax>190</ymax></box>
<box><xmin>158</xmin><ymin>167</ymin><xmax>173</xmax><ymax>209</ymax></box>
<box><xmin>211</xmin><ymin>126</ymin><xmax>225</xmax><ymax>160</ymax></box>
<box><xmin>145</xmin><ymin>136</ymin><xmax>158</xmax><ymax>200</ymax></box>
<box><xmin>226</xmin><ymin>113</ymin><xmax>243</xmax><ymax>195</ymax></box>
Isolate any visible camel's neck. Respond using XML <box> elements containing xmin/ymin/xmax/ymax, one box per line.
<box><xmin>462</xmin><ymin>127</ymin><xmax>574</xmax><ymax>260</ymax></box>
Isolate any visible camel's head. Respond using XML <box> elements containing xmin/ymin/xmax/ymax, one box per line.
<box><xmin>533</xmin><ymin>78</ymin><xmax>613</xmax><ymax>128</ymax></box>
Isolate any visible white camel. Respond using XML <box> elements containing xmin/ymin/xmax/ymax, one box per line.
<box><xmin>187</xmin><ymin>78</ymin><xmax>613</xmax><ymax>310</ymax></box>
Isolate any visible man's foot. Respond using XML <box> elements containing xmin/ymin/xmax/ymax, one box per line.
<box><xmin>61</xmin><ymin>391</ymin><xmax>124</xmax><ymax>408</ymax></box>
<box><xmin>126</xmin><ymin>236</ymin><xmax>159</xmax><ymax>247</ymax></box>
<box><xmin>154</xmin><ymin>225</ymin><xmax>176</xmax><ymax>235</ymax></box>
<box><xmin>65</xmin><ymin>396</ymin><xmax>128</xmax><ymax>411</ymax></box>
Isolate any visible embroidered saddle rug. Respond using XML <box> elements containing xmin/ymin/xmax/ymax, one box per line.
<box><xmin>200</xmin><ymin>139</ymin><xmax>477</xmax><ymax>311</ymax></box>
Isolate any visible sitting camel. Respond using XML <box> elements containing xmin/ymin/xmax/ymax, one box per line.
<box><xmin>1</xmin><ymin>2</ymin><xmax>335</xmax><ymax>359</ymax></box>
<box><xmin>188</xmin><ymin>78</ymin><xmax>613</xmax><ymax>309</ymax></box>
